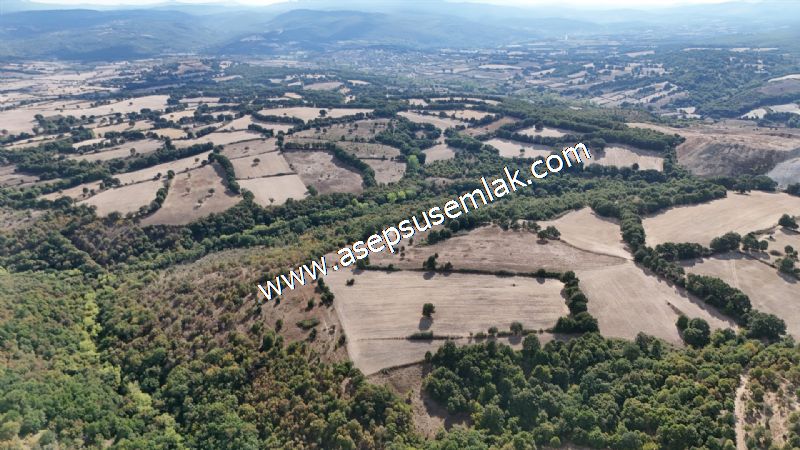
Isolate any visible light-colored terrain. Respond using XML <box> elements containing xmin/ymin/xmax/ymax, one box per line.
<box><xmin>442</xmin><ymin>110</ymin><xmax>492</xmax><ymax>121</ymax></box>
<box><xmin>174</xmin><ymin>130</ymin><xmax>262</xmax><ymax>148</ymax></box>
<box><xmin>423</xmin><ymin>144</ymin><xmax>456</xmax><ymax>162</ymax></box>
<box><xmin>152</xmin><ymin>128</ymin><xmax>188</xmax><ymax>140</ymax></box>
<box><xmin>586</xmin><ymin>145</ymin><xmax>664</xmax><ymax>171</ymax></box>
<box><xmin>643</xmin><ymin>192</ymin><xmax>800</xmax><ymax>246</ymax></box>
<box><xmin>304</xmin><ymin>81</ymin><xmax>343</xmax><ymax>91</ymax></box>
<box><xmin>70</xmin><ymin>139</ymin><xmax>163</xmax><ymax>162</ymax></box>
<box><xmin>238</xmin><ymin>175</ymin><xmax>308</xmax><ymax>207</ymax></box>
<box><xmin>541</xmin><ymin>208</ymin><xmax>631</xmax><ymax>260</ymax></box>
<box><xmin>338</xmin><ymin>141</ymin><xmax>401</xmax><ymax>159</ymax></box>
<box><xmin>518</xmin><ymin>126</ymin><xmax>568</xmax><ymax>138</ymax></box>
<box><xmin>364</xmin><ymin>159</ymin><xmax>406</xmax><ymax>184</ymax></box>
<box><xmin>141</xmin><ymin>165</ymin><xmax>240</xmax><ymax>226</ymax></box>
<box><xmin>464</xmin><ymin>116</ymin><xmax>517</xmax><ymax>137</ymax></box>
<box><xmin>293</xmin><ymin>119</ymin><xmax>390</xmax><ymax>141</ymax></box>
<box><xmin>398</xmin><ymin>112</ymin><xmax>463</xmax><ymax>130</ymax></box>
<box><xmin>681</xmin><ymin>253</ymin><xmax>800</xmax><ymax>338</ymax></box>
<box><xmin>327</xmin><ymin>269</ymin><xmax>567</xmax><ymax>374</ymax></box>
<box><xmin>0</xmin><ymin>165</ymin><xmax>39</xmax><ymax>188</ymax></box>
<box><xmin>258</xmin><ymin>107</ymin><xmax>372</xmax><ymax>122</ymax></box>
<box><xmin>579</xmin><ymin>261</ymin><xmax>736</xmax><ymax>344</ymax></box>
<box><xmin>485</xmin><ymin>138</ymin><xmax>552</xmax><ymax>159</ymax></box>
<box><xmin>221</xmin><ymin>139</ymin><xmax>278</xmax><ymax>159</ymax></box>
<box><xmin>371</xmin><ymin>225</ymin><xmax>626</xmax><ymax>272</ymax></box>
<box><xmin>767</xmin><ymin>157</ymin><xmax>800</xmax><ymax>188</ymax></box>
<box><xmin>79</xmin><ymin>179</ymin><xmax>165</xmax><ymax>216</ymax></box>
<box><xmin>231</xmin><ymin>152</ymin><xmax>292</xmax><ymax>179</ymax></box>
<box><xmin>284</xmin><ymin>150</ymin><xmax>364</xmax><ymax>194</ymax></box>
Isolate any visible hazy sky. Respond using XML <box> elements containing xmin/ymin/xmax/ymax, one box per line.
<box><xmin>29</xmin><ymin>0</ymin><xmax>736</xmax><ymax>7</ymax></box>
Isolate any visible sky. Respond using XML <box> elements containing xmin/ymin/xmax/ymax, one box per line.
<box><xmin>27</xmin><ymin>0</ymin><xmax>737</xmax><ymax>7</ymax></box>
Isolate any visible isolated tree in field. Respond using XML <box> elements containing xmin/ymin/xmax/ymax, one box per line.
<box><xmin>510</xmin><ymin>321</ymin><xmax>523</xmax><ymax>335</ymax></box>
<box><xmin>422</xmin><ymin>303</ymin><xmax>435</xmax><ymax>317</ymax></box>
<box><xmin>423</xmin><ymin>254</ymin><xmax>438</xmax><ymax>271</ymax></box>
<box><xmin>534</xmin><ymin>121</ymin><xmax>544</xmax><ymax>131</ymax></box>
<box><xmin>538</xmin><ymin>226</ymin><xmax>561</xmax><ymax>240</ymax></box>
<box><xmin>319</xmin><ymin>109</ymin><xmax>327</xmax><ymax>117</ymax></box>
<box><xmin>779</xmin><ymin>214</ymin><xmax>798</xmax><ymax>229</ymax></box>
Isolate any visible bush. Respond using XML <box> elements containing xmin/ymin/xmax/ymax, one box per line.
<box><xmin>422</xmin><ymin>303</ymin><xmax>436</xmax><ymax>317</ymax></box>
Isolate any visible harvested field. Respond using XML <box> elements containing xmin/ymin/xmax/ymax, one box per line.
<box><xmin>114</xmin><ymin>154</ymin><xmax>206</xmax><ymax>185</ymax></box>
<box><xmin>586</xmin><ymin>145</ymin><xmax>664</xmax><ymax>171</ymax></box>
<box><xmin>77</xmin><ymin>95</ymin><xmax>169</xmax><ymax>117</ymax></box>
<box><xmin>423</xmin><ymin>144</ymin><xmax>456</xmax><ymax>162</ymax></box>
<box><xmin>79</xmin><ymin>179</ymin><xmax>165</xmax><ymax>216</ymax></box>
<box><xmin>365</xmin><ymin>159</ymin><xmax>406</xmax><ymax>184</ymax></box>
<box><xmin>70</xmin><ymin>139</ymin><xmax>163</xmax><ymax>162</ymax></box>
<box><xmin>141</xmin><ymin>164</ymin><xmax>240</xmax><ymax>226</ymax></box>
<box><xmin>304</xmin><ymin>81</ymin><xmax>343</xmax><ymax>91</ymax></box>
<box><xmin>579</xmin><ymin>261</ymin><xmax>736</xmax><ymax>344</ymax></box>
<box><xmin>485</xmin><ymin>138</ymin><xmax>552</xmax><ymax>159</ymax></box>
<box><xmin>283</xmin><ymin>150</ymin><xmax>363</xmax><ymax>194</ymax></box>
<box><xmin>643</xmin><ymin>192</ymin><xmax>800</xmax><ymax>246</ymax></box>
<box><xmin>518</xmin><ymin>126</ymin><xmax>568</xmax><ymax>138</ymax></box>
<box><xmin>681</xmin><ymin>253</ymin><xmax>800</xmax><ymax>338</ymax></box>
<box><xmin>152</xmin><ymin>128</ymin><xmax>188</xmax><ymax>140</ymax></box>
<box><xmin>72</xmin><ymin>137</ymin><xmax>105</xmax><ymax>149</ymax></box>
<box><xmin>372</xmin><ymin>225</ymin><xmax>626</xmax><ymax>272</ymax></box>
<box><xmin>442</xmin><ymin>110</ymin><xmax>493</xmax><ymax>121</ymax></box>
<box><xmin>93</xmin><ymin>120</ymin><xmax>154</xmax><ymax>135</ymax></box>
<box><xmin>0</xmin><ymin>165</ymin><xmax>38</xmax><ymax>187</ymax></box>
<box><xmin>338</xmin><ymin>141</ymin><xmax>401</xmax><ymax>159</ymax></box>
<box><xmin>231</xmin><ymin>152</ymin><xmax>292</xmax><ymax>179</ymax></box>
<box><xmin>160</xmin><ymin>109</ymin><xmax>197</xmax><ymax>121</ymax></box>
<box><xmin>41</xmin><ymin>181</ymin><xmax>102</xmax><ymax>201</ymax></box>
<box><xmin>258</xmin><ymin>107</ymin><xmax>372</xmax><ymax>122</ymax></box>
<box><xmin>238</xmin><ymin>175</ymin><xmax>307</xmax><ymax>207</ymax></box>
<box><xmin>541</xmin><ymin>208</ymin><xmax>630</xmax><ymax>260</ymax></box>
<box><xmin>464</xmin><ymin>116</ymin><xmax>517</xmax><ymax>137</ymax></box>
<box><xmin>293</xmin><ymin>119</ymin><xmax>390</xmax><ymax>141</ymax></box>
<box><xmin>221</xmin><ymin>139</ymin><xmax>278</xmax><ymax>159</ymax></box>
<box><xmin>398</xmin><ymin>112</ymin><xmax>463</xmax><ymax>130</ymax></box>
<box><xmin>174</xmin><ymin>130</ymin><xmax>261</xmax><ymax>148</ymax></box>
<box><xmin>327</xmin><ymin>269</ymin><xmax>568</xmax><ymax>374</ymax></box>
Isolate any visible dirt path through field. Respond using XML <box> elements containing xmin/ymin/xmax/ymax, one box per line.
<box><xmin>735</xmin><ymin>374</ymin><xmax>748</xmax><ymax>450</ymax></box>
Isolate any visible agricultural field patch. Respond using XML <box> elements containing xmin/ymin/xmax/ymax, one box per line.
<box><xmin>0</xmin><ymin>165</ymin><xmax>39</xmax><ymax>188</ymax></box>
<box><xmin>586</xmin><ymin>145</ymin><xmax>664</xmax><ymax>171</ymax></box>
<box><xmin>258</xmin><ymin>107</ymin><xmax>372</xmax><ymax>122</ymax></box>
<box><xmin>485</xmin><ymin>138</ymin><xmax>552</xmax><ymax>159</ymax></box>
<box><xmin>464</xmin><ymin>116</ymin><xmax>517</xmax><ymax>137</ymax></box>
<box><xmin>283</xmin><ymin>150</ymin><xmax>364</xmax><ymax>194</ymax></box>
<box><xmin>304</xmin><ymin>81</ymin><xmax>343</xmax><ymax>91</ymax></box>
<box><xmin>231</xmin><ymin>152</ymin><xmax>292</xmax><ymax>179</ymax></box>
<box><xmin>643</xmin><ymin>192</ymin><xmax>800</xmax><ymax>246</ymax></box>
<box><xmin>141</xmin><ymin>164</ymin><xmax>240</xmax><ymax>226</ymax></box>
<box><xmin>398</xmin><ymin>111</ymin><xmax>463</xmax><ymax>130</ymax></box>
<box><xmin>541</xmin><ymin>207</ymin><xmax>630</xmax><ymax>260</ymax></box>
<box><xmin>681</xmin><ymin>253</ymin><xmax>800</xmax><ymax>338</ymax></box>
<box><xmin>338</xmin><ymin>141</ymin><xmax>402</xmax><ymax>159</ymax></box>
<box><xmin>293</xmin><ymin>119</ymin><xmax>390</xmax><ymax>141</ymax></box>
<box><xmin>327</xmin><ymin>269</ymin><xmax>568</xmax><ymax>374</ymax></box>
<box><xmin>423</xmin><ymin>144</ymin><xmax>457</xmax><ymax>162</ymax></box>
<box><xmin>238</xmin><ymin>174</ymin><xmax>308</xmax><ymax>207</ymax></box>
<box><xmin>517</xmin><ymin>126</ymin><xmax>569</xmax><ymax>138</ymax></box>
<box><xmin>70</xmin><ymin>139</ymin><xmax>163</xmax><ymax>162</ymax></box>
<box><xmin>578</xmin><ymin>261</ymin><xmax>736</xmax><ymax>344</ymax></box>
<box><xmin>372</xmin><ymin>225</ymin><xmax>626</xmax><ymax>272</ymax></box>
<box><xmin>152</xmin><ymin>127</ymin><xmax>188</xmax><ymax>140</ymax></box>
<box><xmin>364</xmin><ymin>159</ymin><xmax>406</xmax><ymax>184</ymax></box>
<box><xmin>221</xmin><ymin>138</ymin><xmax>278</xmax><ymax>159</ymax></box>
<box><xmin>174</xmin><ymin>130</ymin><xmax>261</xmax><ymax>148</ymax></box>
<box><xmin>114</xmin><ymin>154</ymin><xmax>207</xmax><ymax>185</ymax></box>
<box><xmin>79</xmin><ymin>178</ymin><xmax>165</xmax><ymax>216</ymax></box>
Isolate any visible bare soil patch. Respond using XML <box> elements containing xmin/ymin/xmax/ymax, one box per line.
<box><xmin>115</xmin><ymin>154</ymin><xmax>207</xmax><ymax>185</ymax></box>
<box><xmin>238</xmin><ymin>175</ymin><xmax>308</xmax><ymax>207</ymax></box>
<box><xmin>175</xmin><ymin>130</ymin><xmax>262</xmax><ymax>148</ymax></box>
<box><xmin>258</xmin><ymin>107</ymin><xmax>372</xmax><ymax>122</ymax></box>
<box><xmin>643</xmin><ymin>192</ymin><xmax>800</xmax><ymax>246</ymax></box>
<box><xmin>152</xmin><ymin>128</ymin><xmax>188</xmax><ymax>140</ymax></box>
<box><xmin>141</xmin><ymin>164</ymin><xmax>240</xmax><ymax>226</ymax></box>
<box><xmin>231</xmin><ymin>152</ymin><xmax>292</xmax><ymax>179</ymax></box>
<box><xmin>338</xmin><ymin>141</ymin><xmax>401</xmax><ymax>159</ymax></box>
<box><xmin>398</xmin><ymin>112</ymin><xmax>463</xmax><ymax>130</ymax></box>
<box><xmin>70</xmin><ymin>139</ymin><xmax>163</xmax><ymax>162</ymax></box>
<box><xmin>283</xmin><ymin>150</ymin><xmax>363</xmax><ymax>194</ymax></box>
<box><xmin>518</xmin><ymin>126</ymin><xmax>569</xmax><ymax>138</ymax></box>
<box><xmin>464</xmin><ymin>116</ymin><xmax>517</xmax><ymax>137</ymax></box>
<box><xmin>681</xmin><ymin>253</ymin><xmax>800</xmax><ymax>338</ymax></box>
<box><xmin>423</xmin><ymin>144</ymin><xmax>456</xmax><ymax>162</ymax></box>
<box><xmin>79</xmin><ymin>178</ymin><xmax>165</xmax><ymax>216</ymax></box>
<box><xmin>364</xmin><ymin>159</ymin><xmax>406</xmax><ymax>184</ymax></box>
<box><xmin>579</xmin><ymin>261</ymin><xmax>736</xmax><ymax>344</ymax></box>
<box><xmin>0</xmin><ymin>165</ymin><xmax>38</xmax><ymax>187</ymax></box>
<box><xmin>304</xmin><ymin>81</ymin><xmax>343</xmax><ymax>91</ymax></box>
<box><xmin>293</xmin><ymin>119</ymin><xmax>390</xmax><ymax>141</ymax></box>
<box><xmin>221</xmin><ymin>139</ymin><xmax>277</xmax><ymax>159</ymax></box>
<box><xmin>372</xmin><ymin>225</ymin><xmax>626</xmax><ymax>272</ymax></box>
<box><xmin>327</xmin><ymin>268</ymin><xmax>567</xmax><ymax>374</ymax></box>
<box><xmin>485</xmin><ymin>138</ymin><xmax>552</xmax><ymax>159</ymax></box>
<box><xmin>587</xmin><ymin>145</ymin><xmax>664</xmax><ymax>171</ymax></box>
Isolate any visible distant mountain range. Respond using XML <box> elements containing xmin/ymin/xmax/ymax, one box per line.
<box><xmin>0</xmin><ymin>0</ymin><xmax>798</xmax><ymax>61</ymax></box>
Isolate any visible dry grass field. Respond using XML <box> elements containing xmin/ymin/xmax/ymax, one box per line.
<box><xmin>485</xmin><ymin>138</ymin><xmax>553</xmax><ymax>159</ymax></box>
<box><xmin>518</xmin><ymin>126</ymin><xmax>569</xmax><ymax>138</ymax></box>
<box><xmin>365</xmin><ymin>159</ymin><xmax>406</xmax><ymax>184</ymax></box>
<box><xmin>541</xmin><ymin>208</ymin><xmax>631</xmax><ymax>259</ymax></box>
<box><xmin>398</xmin><ymin>111</ymin><xmax>463</xmax><ymax>130</ymax></box>
<box><xmin>221</xmin><ymin>139</ymin><xmax>278</xmax><ymax>159</ymax></box>
<box><xmin>258</xmin><ymin>107</ymin><xmax>372</xmax><ymax>122</ymax></box>
<box><xmin>152</xmin><ymin>128</ymin><xmax>189</xmax><ymax>140</ymax></box>
<box><xmin>160</xmin><ymin>108</ymin><xmax>197</xmax><ymax>121</ymax></box>
<box><xmin>643</xmin><ymin>192</ymin><xmax>800</xmax><ymax>246</ymax></box>
<box><xmin>93</xmin><ymin>120</ymin><xmax>154</xmax><ymax>135</ymax></box>
<box><xmin>338</xmin><ymin>141</ymin><xmax>401</xmax><ymax>159</ymax></box>
<box><xmin>759</xmin><ymin>227</ymin><xmax>800</xmax><ymax>265</ymax></box>
<box><xmin>0</xmin><ymin>165</ymin><xmax>39</xmax><ymax>188</ymax></box>
<box><xmin>70</xmin><ymin>139</ymin><xmax>163</xmax><ymax>162</ymax></box>
<box><xmin>283</xmin><ymin>150</ymin><xmax>364</xmax><ymax>194</ymax></box>
<box><xmin>372</xmin><ymin>225</ymin><xmax>626</xmax><ymax>272</ymax></box>
<box><xmin>231</xmin><ymin>152</ymin><xmax>292</xmax><ymax>179</ymax></box>
<box><xmin>681</xmin><ymin>253</ymin><xmax>800</xmax><ymax>338</ymax></box>
<box><xmin>304</xmin><ymin>81</ymin><xmax>343</xmax><ymax>91</ymax></box>
<box><xmin>41</xmin><ymin>181</ymin><xmax>103</xmax><ymax>201</ymax></box>
<box><xmin>238</xmin><ymin>175</ymin><xmax>308</xmax><ymax>207</ymax></box>
<box><xmin>78</xmin><ymin>179</ymin><xmax>165</xmax><ymax>216</ymax></box>
<box><xmin>578</xmin><ymin>261</ymin><xmax>736</xmax><ymax>344</ymax></box>
<box><xmin>423</xmin><ymin>144</ymin><xmax>456</xmax><ymax>162</ymax></box>
<box><xmin>327</xmin><ymin>268</ymin><xmax>568</xmax><ymax>374</ymax></box>
<box><xmin>174</xmin><ymin>130</ymin><xmax>262</xmax><ymax>148</ymax></box>
<box><xmin>585</xmin><ymin>145</ymin><xmax>664</xmax><ymax>171</ymax></box>
<box><xmin>442</xmin><ymin>110</ymin><xmax>493</xmax><ymax>121</ymax></box>
<box><xmin>464</xmin><ymin>116</ymin><xmax>517</xmax><ymax>137</ymax></box>
<box><xmin>114</xmin><ymin>154</ymin><xmax>207</xmax><ymax>185</ymax></box>
<box><xmin>293</xmin><ymin>119</ymin><xmax>390</xmax><ymax>141</ymax></box>
<box><xmin>141</xmin><ymin>165</ymin><xmax>240</xmax><ymax>226</ymax></box>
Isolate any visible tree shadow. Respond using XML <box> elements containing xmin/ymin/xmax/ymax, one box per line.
<box><xmin>418</xmin><ymin>317</ymin><xmax>433</xmax><ymax>330</ymax></box>
<box><xmin>422</xmin><ymin>271</ymin><xmax>436</xmax><ymax>280</ymax></box>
